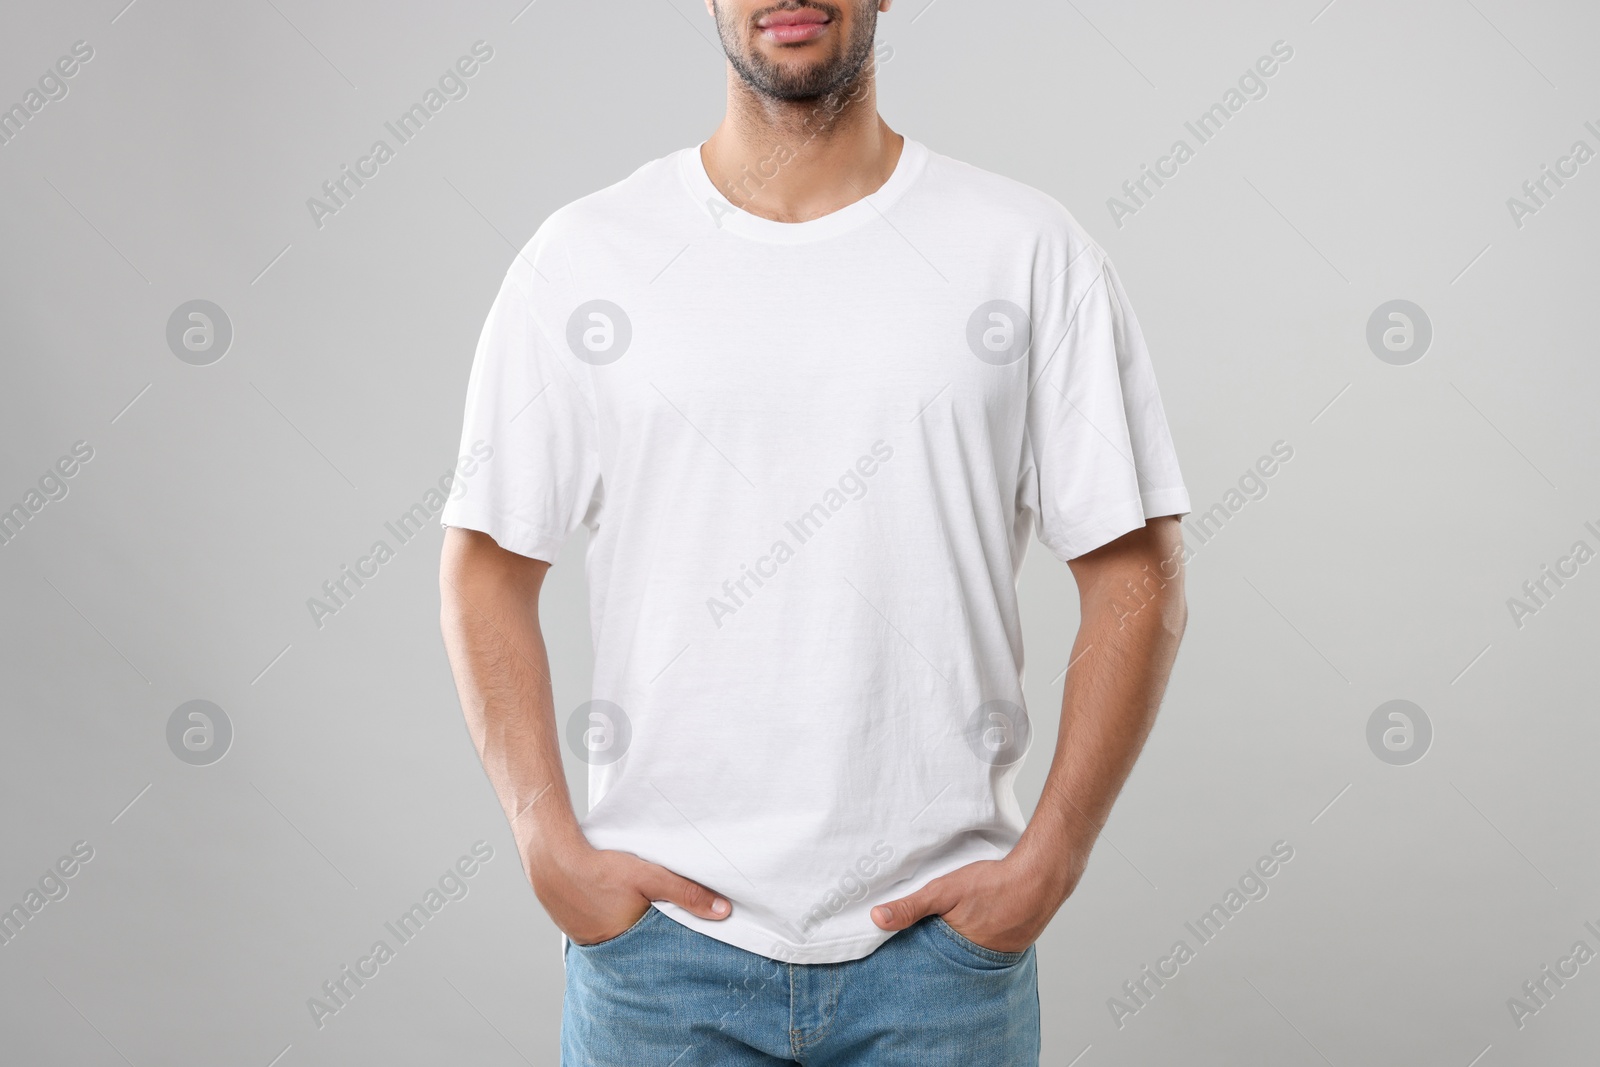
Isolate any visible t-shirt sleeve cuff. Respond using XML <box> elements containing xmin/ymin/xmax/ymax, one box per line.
<box><xmin>1140</xmin><ymin>487</ymin><xmax>1191</xmax><ymax>522</ymax></box>
<box><xmin>1040</xmin><ymin>503</ymin><xmax>1146</xmax><ymax>562</ymax></box>
<box><xmin>1041</xmin><ymin>486</ymin><xmax>1192</xmax><ymax>562</ymax></box>
<box><xmin>439</xmin><ymin>505</ymin><xmax>567</xmax><ymax>565</ymax></box>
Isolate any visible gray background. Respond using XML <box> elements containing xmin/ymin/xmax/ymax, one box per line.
<box><xmin>2</xmin><ymin>0</ymin><xmax>1596</xmax><ymax>1063</ymax></box>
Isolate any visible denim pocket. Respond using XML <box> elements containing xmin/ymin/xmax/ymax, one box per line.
<box><xmin>929</xmin><ymin>916</ymin><xmax>1030</xmax><ymax>967</ymax></box>
<box><xmin>571</xmin><ymin>904</ymin><xmax>659</xmax><ymax>951</ymax></box>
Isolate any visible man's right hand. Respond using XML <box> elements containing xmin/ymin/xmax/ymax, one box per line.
<box><xmin>531</xmin><ymin>837</ymin><xmax>731</xmax><ymax>945</ymax></box>
<box><xmin>440</xmin><ymin>530</ymin><xmax>731</xmax><ymax>946</ymax></box>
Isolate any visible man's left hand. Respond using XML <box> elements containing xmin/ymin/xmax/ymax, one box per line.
<box><xmin>869</xmin><ymin>844</ymin><xmax>1087</xmax><ymax>954</ymax></box>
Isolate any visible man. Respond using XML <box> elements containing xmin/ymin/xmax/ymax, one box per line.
<box><xmin>439</xmin><ymin>1</ymin><xmax>1189</xmax><ymax>1062</ymax></box>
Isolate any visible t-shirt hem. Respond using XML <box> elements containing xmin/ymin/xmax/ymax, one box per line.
<box><xmin>651</xmin><ymin>901</ymin><xmax>892</xmax><ymax>965</ymax></box>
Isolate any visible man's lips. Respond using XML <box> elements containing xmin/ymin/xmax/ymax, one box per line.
<box><xmin>757</xmin><ymin>8</ymin><xmax>831</xmax><ymax>43</ymax></box>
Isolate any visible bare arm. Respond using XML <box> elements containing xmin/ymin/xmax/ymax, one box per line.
<box><xmin>872</xmin><ymin>516</ymin><xmax>1187</xmax><ymax>951</ymax></box>
<box><xmin>439</xmin><ymin>527</ymin><xmax>730</xmax><ymax>943</ymax></box>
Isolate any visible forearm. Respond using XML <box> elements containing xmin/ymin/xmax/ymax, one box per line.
<box><xmin>1017</xmin><ymin>524</ymin><xmax>1187</xmax><ymax>873</ymax></box>
<box><xmin>870</xmin><ymin>523</ymin><xmax>1187</xmax><ymax>944</ymax></box>
<box><xmin>439</xmin><ymin>531</ymin><xmax>584</xmax><ymax>872</ymax></box>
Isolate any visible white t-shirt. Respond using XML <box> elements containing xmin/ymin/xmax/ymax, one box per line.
<box><xmin>442</xmin><ymin>137</ymin><xmax>1189</xmax><ymax>964</ymax></box>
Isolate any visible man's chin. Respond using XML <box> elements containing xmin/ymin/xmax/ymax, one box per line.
<box><xmin>746</xmin><ymin>63</ymin><xmax>852</xmax><ymax>102</ymax></box>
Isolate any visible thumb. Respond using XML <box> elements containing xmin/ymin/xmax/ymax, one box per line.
<box><xmin>638</xmin><ymin>862</ymin><xmax>732</xmax><ymax>922</ymax></box>
<box><xmin>872</xmin><ymin>877</ymin><xmax>955</xmax><ymax>931</ymax></box>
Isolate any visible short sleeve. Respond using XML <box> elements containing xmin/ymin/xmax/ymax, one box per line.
<box><xmin>1020</xmin><ymin>253</ymin><xmax>1189</xmax><ymax>561</ymax></box>
<box><xmin>439</xmin><ymin>264</ymin><xmax>602</xmax><ymax>564</ymax></box>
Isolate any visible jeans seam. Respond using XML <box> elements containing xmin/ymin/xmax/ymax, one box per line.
<box><xmin>792</xmin><ymin>964</ymin><xmax>841</xmax><ymax>1052</ymax></box>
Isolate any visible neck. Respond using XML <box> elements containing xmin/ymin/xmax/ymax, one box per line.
<box><xmin>701</xmin><ymin>66</ymin><xmax>903</xmax><ymax>224</ymax></box>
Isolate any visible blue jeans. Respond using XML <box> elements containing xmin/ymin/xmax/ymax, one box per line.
<box><xmin>561</xmin><ymin>906</ymin><xmax>1040</xmax><ymax>1065</ymax></box>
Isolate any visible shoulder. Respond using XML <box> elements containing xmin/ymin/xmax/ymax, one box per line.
<box><xmin>916</xmin><ymin>144</ymin><xmax>1110</xmax><ymax>280</ymax></box>
<box><xmin>504</xmin><ymin>149</ymin><xmax>687</xmax><ymax>292</ymax></box>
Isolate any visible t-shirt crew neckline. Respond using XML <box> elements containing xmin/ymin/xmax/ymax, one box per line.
<box><xmin>680</xmin><ymin>137</ymin><xmax>930</xmax><ymax>244</ymax></box>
